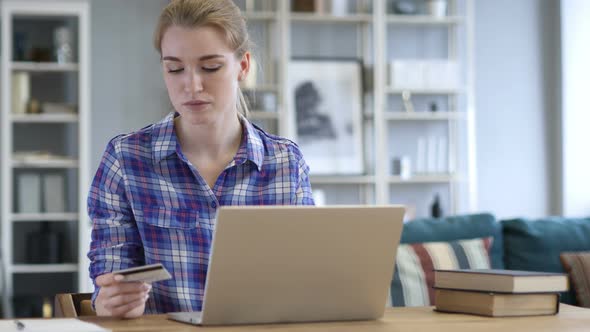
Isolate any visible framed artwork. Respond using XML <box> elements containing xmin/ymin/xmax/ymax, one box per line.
<box><xmin>288</xmin><ymin>59</ymin><xmax>364</xmax><ymax>175</ymax></box>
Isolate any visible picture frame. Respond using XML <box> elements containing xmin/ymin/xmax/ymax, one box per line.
<box><xmin>288</xmin><ymin>58</ymin><xmax>364</xmax><ymax>175</ymax></box>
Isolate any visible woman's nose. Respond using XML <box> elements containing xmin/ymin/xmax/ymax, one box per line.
<box><xmin>185</xmin><ymin>71</ymin><xmax>203</xmax><ymax>93</ymax></box>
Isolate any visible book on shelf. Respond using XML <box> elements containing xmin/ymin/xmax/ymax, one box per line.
<box><xmin>11</xmin><ymin>72</ymin><xmax>30</xmax><ymax>114</ymax></box>
<box><xmin>43</xmin><ymin>173</ymin><xmax>66</xmax><ymax>213</ymax></box>
<box><xmin>434</xmin><ymin>269</ymin><xmax>569</xmax><ymax>293</ymax></box>
<box><xmin>434</xmin><ymin>288</ymin><xmax>560</xmax><ymax>317</ymax></box>
<box><xmin>17</xmin><ymin>172</ymin><xmax>42</xmax><ymax>213</ymax></box>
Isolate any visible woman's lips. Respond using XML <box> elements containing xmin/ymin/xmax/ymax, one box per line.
<box><xmin>183</xmin><ymin>100</ymin><xmax>211</xmax><ymax>111</ymax></box>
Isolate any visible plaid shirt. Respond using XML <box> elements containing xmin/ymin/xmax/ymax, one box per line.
<box><xmin>87</xmin><ymin>112</ymin><xmax>314</xmax><ymax>313</ymax></box>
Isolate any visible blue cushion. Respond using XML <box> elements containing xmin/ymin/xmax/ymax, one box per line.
<box><xmin>502</xmin><ymin>217</ymin><xmax>590</xmax><ymax>305</ymax></box>
<box><xmin>402</xmin><ymin>213</ymin><xmax>504</xmax><ymax>269</ymax></box>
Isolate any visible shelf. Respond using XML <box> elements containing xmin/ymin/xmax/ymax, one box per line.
<box><xmin>386</xmin><ymin>87</ymin><xmax>465</xmax><ymax>95</ymax></box>
<box><xmin>290</xmin><ymin>13</ymin><xmax>373</xmax><ymax>23</ymax></box>
<box><xmin>249</xmin><ymin>111</ymin><xmax>279</xmax><ymax>120</ymax></box>
<box><xmin>11</xmin><ymin>213</ymin><xmax>79</xmax><ymax>222</ymax></box>
<box><xmin>12</xmin><ymin>158</ymin><xmax>79</xmax><ymax>169</ymax></box>
<box><xmin>11</xmin><ymin>113</ymin><xmax>78</xmax><ymax>123</ymax></box>
<box><xmin>11</xmin><ymin>264</ymin><xmax>78</xmax><ymax>274</ymax></box>
<box><xmin>241</xmin><ymin>84</ymin><xmax>278</xmax><ymax>93</ymax></box>
<box><xmin>388</xmin><ymin>174</ymin><xmax>455</xmax><ymax>184</ymax></box>
<box><xmin>387</xmin><ymin>15</ymin><xmax>463</xmax><ymax>25</ymax></box>
<box><xmin>11</xmin><ymin>62</ymin><xmax>79</xmax><ymax>72</ymax></box>
<box><xmin>243</xmin><ymin>11</ymin><xmax>277</xmax><ymax>21</ymax></box>
<box><xmin>310</xmin><ymin>175</ymin><xmax>375</xmax><ymax>185</ymax></box>
<box><xmin>383</xmin><ymin>112</ymin><xmax>465</xmax><ymax>121</ymax></box>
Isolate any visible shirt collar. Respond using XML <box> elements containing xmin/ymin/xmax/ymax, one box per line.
<box><xmin>151</xmin><ymin>112</ymin><xmax>177</xmax><ymax>163</ymax></box>
<box><xmin>234</xmin><ymin>113</ymin><xmax>264</xmax><ymax>171</ymax></box>
<box><xmin>151</xmin><ymin>112</ymin><xmax>264</xmax><ymax>170</ymax></box>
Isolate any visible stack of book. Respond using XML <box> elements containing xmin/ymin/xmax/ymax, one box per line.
<box><xmin>434</xmin><ymin>269</ymin><xmax>569</xmax><ymax>317</ymax></box>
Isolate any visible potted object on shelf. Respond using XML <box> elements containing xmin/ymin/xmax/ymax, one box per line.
<box><xmin>292</xmin><ymin>0</ymin><xmax>315</xmax><ymax>12</ymax></box>
<box><xmin>430</xmin><ymin>194</ymin><xmax>443</xmax><ymax>218</ymax></box>
<box><xmin>27</xmin><ymin>98</ymin><xmax>41</xmax><ymax>114</ymax></box>
<box><xmin>427</xmin><ymin>0</ymin><xmax>447</xmax><ymax>17</ymax></box>
<box><xmin>54</xmin><ymin>26</ymin><xmax>74</xmax><ymax>63</ymax></box>
<box><xmin>26</xmin><ymin>222</ymin><xmax>61</xmax><ymax>264</ymax></box>
<box><xmin>392</xmin><ymin>0</ymin><xmax>418</xmax><ymax>15</ymax></box>
<box><xmin>392</xmin><ymin>156</ymin><xmax>412</xmax><ymax>180</ymax></box>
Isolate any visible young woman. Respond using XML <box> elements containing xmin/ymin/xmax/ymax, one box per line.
<box><xmin>88</xmin><ymin>0</ymin><xmax>314</xmax><ymax>318</ymax></box>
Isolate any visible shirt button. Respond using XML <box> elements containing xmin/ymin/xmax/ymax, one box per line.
<box><xmin>211</xmin><ymin>201</ymin><xmax>217</xmax><ymax>209</ymax></box>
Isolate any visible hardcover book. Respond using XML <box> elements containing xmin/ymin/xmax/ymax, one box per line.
<box><xmin>435</xmin><ymin>288</ymin><xmax>560</xmax><ymax>317</ymax></box>
<box><xmin>434</xmin><ymin>269</ymin><xmax>569</xmax><ymax>293</ymax></box>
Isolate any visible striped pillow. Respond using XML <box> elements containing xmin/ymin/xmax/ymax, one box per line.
<box><xmin>560</xmin><ymin>252</ymin><xmax>590</xmax><ymax>308</ymax></box>
<box><xmin>391</xmin><ymin>237</ymin><xmax>493</xmax><ymax>307</ymax></box>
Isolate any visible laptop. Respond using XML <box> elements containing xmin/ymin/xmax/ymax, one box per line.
<box><xmin>167</xmin><ymin>205</ymin><xmax>405</xmax><ymax>326</ymax></box>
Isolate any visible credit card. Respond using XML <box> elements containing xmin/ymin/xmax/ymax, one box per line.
<box><xmin>113</xmin><ymin>263</ymin><xmax>172</xmax><ymax>283</ymax></box>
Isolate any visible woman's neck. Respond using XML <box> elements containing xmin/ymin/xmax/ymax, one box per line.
<box><xmin>174</xmin><ymin>112</ymin><xmax>243</xmax><ymax>161</ymax></box>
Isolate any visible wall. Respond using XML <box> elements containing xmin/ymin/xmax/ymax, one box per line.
<box><xmin>560</xmin><ymin>0</ymin><xmax>590</xmax><ymax>217</ymax></box>
<box><xmin>474</xmin><ymin>0</ymin><xmax>559</xmax><ymax>219</ymax></box>
<box><xmin>90</xmin><ymin>0</ymin><xmax>169</xmax><ymax>170</ymax></box>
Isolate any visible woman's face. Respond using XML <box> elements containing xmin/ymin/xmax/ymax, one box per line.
<box><xmin>160</xmin><ymin>25</ymin><xmax>249</xmax><ymax>125</ymax></box>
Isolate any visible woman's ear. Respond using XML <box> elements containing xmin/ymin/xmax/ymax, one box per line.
<box><xmin>238</xmin><ymin>51</ymin><xmax>251</xmax><ymax>82</ymax></box>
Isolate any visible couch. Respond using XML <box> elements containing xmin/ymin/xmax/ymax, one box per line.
<box><xmin>391</xmin><ymin>213</ymin><xmax>590</xmax><ymax>306</ymax></box>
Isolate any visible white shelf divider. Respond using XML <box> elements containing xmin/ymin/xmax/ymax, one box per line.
<box><xmin>11</xmin><ymin>212</ymin><xmax>79</xmax><ymax>222</ymax></box>
<box><xmin>310</xmin><ymin>175</ymin><xmax>376</xmax><ymax>185</ymax></box>
<box><xmin>11</xmin><ymin>264</ymin><xmax>79</xmax><ymax>274</ymax></box>
<box><xmin>386</xmin><ymin>15</ymin><xmax>464</xmax><ymax>25</ymax></box>
<box><xmin>11</xmin><ymin>158</ymin><xmax>79</xmax><ymax>169</ymax></box>
<box><xmin>388</xmin><ymin>174</ymin><xmax>456</xmax><ymax>184</ymax></box>
<box><xmin>386</xmin><ymin>87</ymin><xmax>465</xmax><ymax>95</ymax></box>
<box><xmin>11</xmin><ymin>113</ymin><xmax>79</xmax><ymax>123</ymax></box>
<box><xmin>383</xmin><ymin>112</ymin><xmax>465</xmax><ymax>121</ymax></box>
<box><xmin>11</xmin><ymin>61</ymin><xmax>79</xmax><ymax>72</ymax></box>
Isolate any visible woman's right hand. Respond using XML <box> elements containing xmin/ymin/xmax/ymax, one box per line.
<box><xmin>95</xmin><ymin>273</ymin><xmax>151</xmax><ymax>318</ymax></box>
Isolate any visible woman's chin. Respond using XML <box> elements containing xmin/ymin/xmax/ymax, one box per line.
<box><xmin>177</xmin><ymin>108</ymin><xmax>214</xmax><ymax>125</ymax></box>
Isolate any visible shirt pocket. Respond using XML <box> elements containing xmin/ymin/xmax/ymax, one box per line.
<box><xmin>141</xmin><ymin>207</ymin><xmax>201</xmax><ymax>230</ymax></box>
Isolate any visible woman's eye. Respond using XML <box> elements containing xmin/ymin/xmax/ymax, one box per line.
<box><xmin>168</xmin><ymin>68</ymin><xmax>184</xmax><ymax>73</ymax></box>
<box><xmin>203</xmin><ymin>65</ymin><xmax>221</xmax><ymax>72</ymax></box>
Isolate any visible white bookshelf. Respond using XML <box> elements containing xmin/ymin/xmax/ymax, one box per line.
<box><xmin>237</xmin><ymin>0</ymin><xmax>475</xmax><ymax>211</ymax></box>
<box><xmin>1</xmin><ymin>0</ymin><xmax>91</xmax><ymax>318</ymax></box>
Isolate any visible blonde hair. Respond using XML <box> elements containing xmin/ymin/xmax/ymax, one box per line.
<box><xmin>154</xmin><ymin>0</ymin><xmax>251</xmax><ymax>117</ymax></box>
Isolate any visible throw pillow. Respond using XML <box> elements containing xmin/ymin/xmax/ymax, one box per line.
<box><xmin>502</xmin><ymin>217</ymin><xmax>590</xmax><ymax>305</ymax></box>
<box><xmin>391</xmin><ymin>237</ymin><xmax>492</xmax><ymax>307</ymax></box>
<box><xmin>560</xmin><ymin>252</ymin><xmax>590</xmax><ymax>308</ymax></box>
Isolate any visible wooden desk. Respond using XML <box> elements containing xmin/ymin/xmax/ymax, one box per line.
<box><xmin>80</xmin><ymin>304</ymin><xmax>590</xmax><ymax>332</ymax></box>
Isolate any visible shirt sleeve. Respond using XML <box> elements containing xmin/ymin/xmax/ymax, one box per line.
<box><xmin>292</xmin><ymin>154</ymin><xmax>315</xmax><ymax>206</ymax></box>
<box><xmin>86</xmin><ymin>139</ymin><xmax>145</xmax><ymax>308</ymax></box>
